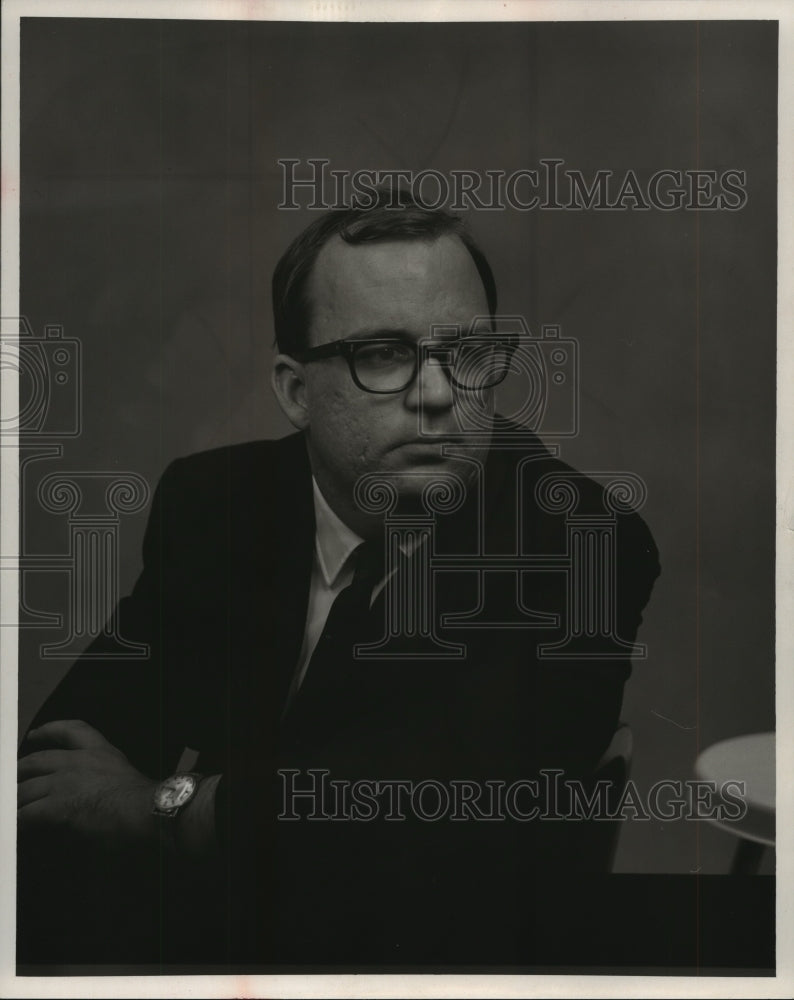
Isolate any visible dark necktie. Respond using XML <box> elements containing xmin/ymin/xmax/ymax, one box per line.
<box><xmin>283</xmin><ymin>540</ymin><xmax>386</xmax><ymax>744</ymax></box>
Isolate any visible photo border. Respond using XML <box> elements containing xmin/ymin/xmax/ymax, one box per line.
<box><xmin>1</xmin><ymin>1</ymin><xmax>790</xmax><ymax>997</ymax></box>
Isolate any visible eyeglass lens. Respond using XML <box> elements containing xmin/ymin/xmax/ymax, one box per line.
<box><xmin>352</xmin><ymin>340</ymin><xmax>511</xmax><ymax>392</ymax></box>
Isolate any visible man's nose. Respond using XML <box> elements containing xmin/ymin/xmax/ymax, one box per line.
<box><xmin>405</xmin><ymin>355</ymin><xmax>455</xmax><ymax>410</ymax></box>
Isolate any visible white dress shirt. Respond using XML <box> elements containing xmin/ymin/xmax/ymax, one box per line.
<box><xmin>284</xmin><ymin>478</ymin><xmax>420</xmax><ymax>712</ymax></box>
<box><xmin>292</xmin><ymin>479</ymin><xmax>366</xmax><ymax>695</ymax></box>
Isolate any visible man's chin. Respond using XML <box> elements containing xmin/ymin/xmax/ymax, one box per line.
<box><xmin>378</xmin><ymin>455</ymin><xmax>479</xmax><ymax>509</ymax></box>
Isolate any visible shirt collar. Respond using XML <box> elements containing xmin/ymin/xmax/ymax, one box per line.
<box><xmin>311</xmin><ymin>478</ymin><xmax>365</xmax><ymax>587</ymax></box>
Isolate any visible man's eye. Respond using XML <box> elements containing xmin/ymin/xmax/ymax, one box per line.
<box><xmin>358</xmin><ymin>343</ymin><xmax>413</xmax><ymax>366</ymax></box>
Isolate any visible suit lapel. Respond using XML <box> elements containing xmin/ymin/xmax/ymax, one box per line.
<box><xmin>238</xmin><ymin>432</ymin><xmax>316</xmax><ymax>721</ymax></box>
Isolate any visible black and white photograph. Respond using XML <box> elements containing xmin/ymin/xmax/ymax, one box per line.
<box><xmin>1</xmin><ymin>0</ymin><xmax>789</xmax><ymax>994</ymax></box>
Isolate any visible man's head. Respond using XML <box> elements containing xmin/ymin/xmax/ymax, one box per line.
<box><xmin>271</xmin><ymin>190</ymin><xmax>500</xmax><ymax>534</ymax></box>
<box><xmin>272</xmin><ymin>190</ymin><xmax>497</xmax><ymax>358</ymax></box>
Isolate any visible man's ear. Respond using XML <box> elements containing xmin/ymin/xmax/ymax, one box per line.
<box><xmin>272</xmin><ymin>354</ymin><xmax>310</xmax><ymax>430</ymax></box>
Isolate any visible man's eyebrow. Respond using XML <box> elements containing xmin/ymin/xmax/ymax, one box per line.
<box><xmin>344</xmin><ymin>328</ymin><xmax>415</xmax><ymax>342</ymax></box>
<box><xmin>344</xmin><ymin>327</ymin><xmax>471</xmax><ymax>342</ymax></box>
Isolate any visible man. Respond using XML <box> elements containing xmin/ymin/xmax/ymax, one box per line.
<box><xmin>17</xmin><ymin>191</ymin><xmax>660</xmax><ymax>967</ymax></box>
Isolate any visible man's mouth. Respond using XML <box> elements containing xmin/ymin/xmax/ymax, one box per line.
<box><xmin>395</xmin><ymin>438</ymin><xmax>455</xmax><ymax>450</ymax></box>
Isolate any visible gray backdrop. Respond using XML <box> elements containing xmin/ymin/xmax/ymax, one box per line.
<box><xmin>18</xmin><ymin>18</ymin><xmax>777</xmax><ymax>874</ymax></box>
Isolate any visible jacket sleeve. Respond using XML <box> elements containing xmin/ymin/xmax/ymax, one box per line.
<box><xmin>20</xmin><ymin>457</ymin><xmax>187</xmax><ymax>777</ymax></box>
<box><xmin>17</xmin><ymin>456</ymin><xmax>245</xmax><ymax>966</ymax></box>
<box><xmin>531</xmin><ymin>505</ymin><xmax>661</xmax><ymax>778</ymax></box>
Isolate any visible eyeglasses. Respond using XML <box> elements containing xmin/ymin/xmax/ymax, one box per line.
<box><xmin>292</xmin><ymin>336</ymin><xmax>513</xmax><ymax>394</ymax></box>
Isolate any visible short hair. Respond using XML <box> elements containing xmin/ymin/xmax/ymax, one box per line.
<box><xmin>272</xmin><ymin>189</ymin><xmax>498</xmax><ymax>356</ymax></box>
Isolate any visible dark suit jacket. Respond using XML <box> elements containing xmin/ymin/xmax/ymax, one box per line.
<box><xmin>18</xmin><ymin>430</ymin><xmax>660</xmax><ymax>968</ymax></box>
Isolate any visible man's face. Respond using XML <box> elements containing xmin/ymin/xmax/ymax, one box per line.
<box><xmin>297</xmin><ymin>233</ymin><xmax>493</xmax><ymax>518</ymax></box>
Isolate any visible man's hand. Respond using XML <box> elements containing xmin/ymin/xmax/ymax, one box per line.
<box><xmin>18</xmin><ymin>719</ymin><xmax>159</xmax><ymax>846</ymax></box>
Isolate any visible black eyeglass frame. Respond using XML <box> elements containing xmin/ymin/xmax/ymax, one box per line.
<box><xmin>291</xmin><ymin>336</ymin><xmax>513</xmax><ymax>395</ymax></box>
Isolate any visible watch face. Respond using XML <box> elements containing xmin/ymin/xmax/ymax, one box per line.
<box><xmin>155</xmin><ymin>774</ymin><xmax>197</xmax><ymax>811</ymax></box>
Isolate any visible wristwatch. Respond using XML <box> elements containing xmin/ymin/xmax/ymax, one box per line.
<box><xmin>152</xmin><ymin>772</ymin><xmax>203</xmax><ymax>818</ymax></box>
